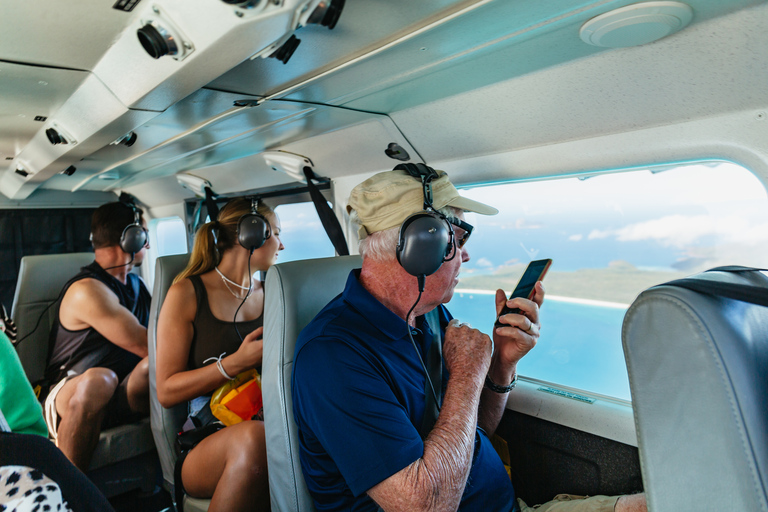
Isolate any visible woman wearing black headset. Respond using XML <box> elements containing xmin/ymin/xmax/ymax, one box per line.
<box><xmin>156</xmin><ymin>198</ymin><xmax>283</xmax><ymax>512</ymax></box>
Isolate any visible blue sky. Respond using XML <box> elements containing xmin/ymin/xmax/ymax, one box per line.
<box><xmin>458</xmin><ymin>162</ymin><xmax>768</xmax><ymax>273</ymax></box>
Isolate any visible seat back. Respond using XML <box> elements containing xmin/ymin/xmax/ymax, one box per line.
<box><xmin>262</xmin><ymin>255</ymin><xmax>362</xmax><ymax>512</ymax></box>
<box><xmin>622</xmin><ymin>269</ymin><xmax>768</xmax><ymax>512</ymax></box>
<box><xmin>147</xmin><ymin>254</ymin><xmax>191</xmax><ymax>492</ymax></box>
<box><xmin>10</xmin><ymin>252</ymin><xmax>94</xmax><ymax>384</ymax></box>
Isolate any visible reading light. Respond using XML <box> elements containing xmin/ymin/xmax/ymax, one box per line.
<box><xmin>46</xmin><ymin>128</ymin><xmax>67</xmax><ymax>145</ymax></box>
<box><xmin>45</xmin><ymin>124</ymin><xmax>77</xmax><ymax>146</ymax></box>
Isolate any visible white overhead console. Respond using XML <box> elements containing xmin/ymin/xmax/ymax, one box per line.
<box><xmin>0</xmin><ymin>0</ymin><xmax>343</xmax><ymax>200</ymax></box>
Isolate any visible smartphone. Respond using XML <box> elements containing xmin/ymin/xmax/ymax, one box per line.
<box><xmin>494</xmin><ymin>258</ymin><xmax>552</xmax><ymax>328</ymax></box>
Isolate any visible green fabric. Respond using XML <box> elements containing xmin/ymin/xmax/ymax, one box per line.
<box><xmin>0</xmin><ymin>330</ymin><xmax>48</xmax><ymax>437</ymax></box>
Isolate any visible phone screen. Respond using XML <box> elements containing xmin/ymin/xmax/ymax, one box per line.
<box><xmin>494</xmin><ymin>258</ymin><xmax>552</xmax><ymax>328</ymax></box>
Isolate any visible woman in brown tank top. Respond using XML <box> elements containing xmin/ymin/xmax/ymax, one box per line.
<box><xmin>156</xmin><ymin>198</ymin><xmax>284</xmax><ymax>512</ymax></box>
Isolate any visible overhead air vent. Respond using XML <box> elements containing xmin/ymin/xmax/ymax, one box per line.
<box><xmin>580</xmin><ymin>1</ymin><xmax>693</xmax><ymax>48</ymax></box>
<box><xmin>137</xmin><ymin>8</ymin><xmax>193</xmax><ymax>60</ymax></box>
<box><xmin>45</xmin><ymin>124</ymin><xmax>77</xmax><ymax>146</ymax></box>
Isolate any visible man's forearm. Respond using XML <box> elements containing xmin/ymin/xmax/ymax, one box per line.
<box><xmin>368</xmin><ymin>374</ymin><xmax>484</xmax><ymax>512</ymax></box>
<box><xmin>477</xmin><ymin>360</ymin><xmax>516</xmax><ymax>435</ymax></box>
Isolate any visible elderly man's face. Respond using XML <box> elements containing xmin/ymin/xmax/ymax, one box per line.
<box><xmin>425</xmin><ymin>212</ymin><xmax>471</xmax><ymax>306</ymax></box>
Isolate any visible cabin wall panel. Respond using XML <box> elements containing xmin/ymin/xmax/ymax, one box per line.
<box><xmin>425</xmin><ymin>106</ymin><xmax>768</xmax><ymax>191</ymax></box>
<box><xmin>499</xmin><ymin>410</ymin><xmax>643</xmax><ymax>507</ymax></box>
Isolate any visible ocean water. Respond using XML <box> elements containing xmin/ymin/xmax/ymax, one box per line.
<box><xmin>449</xmin><ymin>291</ymin><xmax>631</xmax><ymax>401</ymax></box>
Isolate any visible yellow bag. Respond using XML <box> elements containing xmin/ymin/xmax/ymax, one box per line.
<box><xmin>210</xmin><ymin>369</ymin><xmax>263</xmax><ymax>426</ymax></box>
<box><xmin>490</xmin><ymin>433</ymin><xmax>513</xmax><ymax>480</ymax></box>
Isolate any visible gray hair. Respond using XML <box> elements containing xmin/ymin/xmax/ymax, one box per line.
<box><xmin>355</xmin><ymin>206</ymin><xmax>462</xmax><ymax>261</ymax></box>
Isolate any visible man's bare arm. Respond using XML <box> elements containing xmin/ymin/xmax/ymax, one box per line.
<box><xmin>59</xmin><ymin>279</ymin><xmax>148</xmax><ymax>358</ymax></box>
<box><xmin>367</xmin><ymin>321</ymin><xmax>491</xmax><ymax>512</ymax></box>
<box><xmin>477</xmin><ymin>283</ymin><xmax>544</xmax><ymax>435</ymax></box>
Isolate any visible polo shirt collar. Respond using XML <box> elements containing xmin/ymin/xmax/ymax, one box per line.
<box><xmin>342</xmin><ymin>269</ymin><xmax>413</xmax><ymax>340</ymax></box>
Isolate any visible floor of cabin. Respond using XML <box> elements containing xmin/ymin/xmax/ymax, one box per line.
<box><xmin>109</xmin><ymin>486</ymin><xmax>174</xmax><ymax>512</ymax></box>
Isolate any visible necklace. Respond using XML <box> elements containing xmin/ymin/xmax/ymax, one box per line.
<box><xmin>215</xmin><ymin>267</ymin><xmax>252</xmax><ymax>300</ymax></box>
<box><xmin>215</xmin><ymin>266</ymin><xmax>251</xmax><ymax>290</ymax></box>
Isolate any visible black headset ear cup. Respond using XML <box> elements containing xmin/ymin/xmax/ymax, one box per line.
<box><xmin>396</xmin><ymin>212</ymin><xmax>452</xmax><ymax>277</ymax></box>
<box><xmin>120</xmin><ymin>223</ymin><xmax>147</xmax><ymax>254</ymax></box>
<box><xmin>237</xmin><ymin>212</ymin><xmax>271</xmax><ymax>251</ymax></box>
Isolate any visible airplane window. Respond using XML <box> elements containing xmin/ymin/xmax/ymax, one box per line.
<box><xmin>152</xmin><ymin>217</ymin><xmax>188</xmax><ymax>257</ymax></box>
<box><xmin>453</xmin><ymin>162</ymin><xmax>768</xmax><ymax>401</ymax></box>
<box><xmin>274</xmin><ymin>202</ymin><xmax>336</xmax><ymax>263</ymax></box>
<box><xmin>145</xmin><ymin>217</ymin><xmax>189</xmax><ymax>288</ymax></box>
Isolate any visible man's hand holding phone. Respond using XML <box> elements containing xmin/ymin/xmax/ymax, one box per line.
<box><xmin>492</xmin><ymin>259</ymin><xmax>550</xmax><ymax>369</ymax></box>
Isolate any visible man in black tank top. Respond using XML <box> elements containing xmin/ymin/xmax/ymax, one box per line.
<box><xmin>43</xmin><ymin>202</ymin><xmax>151</xmax><ymax>471</ymax></box>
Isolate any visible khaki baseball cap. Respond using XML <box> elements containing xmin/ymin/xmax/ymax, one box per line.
<box><xmin>347</xmin><ymin>168</ymin><xmax>498</xmax><ymax>238</ymax></box>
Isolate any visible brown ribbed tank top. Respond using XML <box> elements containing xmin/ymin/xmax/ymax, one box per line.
<box><xmin>187</xmin><ymin>274</ymin><xmax>263</xmax><ymax>371</ymax></box>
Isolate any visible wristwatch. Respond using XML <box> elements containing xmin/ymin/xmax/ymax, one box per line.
<box><xmin>485</xmin><ymin>373</ymin><xmax>518</xmax><ymax>393</ymax></box>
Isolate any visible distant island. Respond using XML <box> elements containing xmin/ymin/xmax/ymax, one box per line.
<box><xmin>458</xmin><ymin>260</ymin><xmax>696</xmax><ymax>304</ymax></box>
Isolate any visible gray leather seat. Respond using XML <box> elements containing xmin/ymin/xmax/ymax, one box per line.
<box><xmin>622</xmin><ymin>268</ymin><xmax>768</xmax><ymax>512</ymax></box>
<box><xmin>147</xmin><ymin>253</ymin><xmax>210</xmax><ymax>512</ymax></box>
<box><xmin>10</xmin><ymin>252</ymin><xmax>157</xmax><ymax>497</ymax></box>
<box><xmin>262</xmin><ymin>255</ymin><xmax>362</xmax><ymax>512</ymax></box>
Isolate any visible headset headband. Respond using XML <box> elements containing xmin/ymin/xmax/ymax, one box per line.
<box><xmin>395</xmin><ymin>163</ymin><xmax>439</xmax><ymax>210</ymax></box>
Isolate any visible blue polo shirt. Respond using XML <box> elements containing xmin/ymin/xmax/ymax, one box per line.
<box><xmin>292</xmin><ymin>270</ymin><xmax>515</xmax><ymax>512</ymax></box>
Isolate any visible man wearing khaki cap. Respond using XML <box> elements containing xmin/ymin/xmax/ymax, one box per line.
<box><xmin>292</xmin><ymin>166</ymin><xmax>646</xmax><ymax>512</ymax></box>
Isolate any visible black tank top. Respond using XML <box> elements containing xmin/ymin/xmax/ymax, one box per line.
<box><xmin>46</xmin><ymin>262</ymin><xmax>151</xmax><ymax>385</ymax></box>
<box><xmin>187</xmin><ymin>275</ymin><xmax>263</xmax><ymax>371</ymax></box>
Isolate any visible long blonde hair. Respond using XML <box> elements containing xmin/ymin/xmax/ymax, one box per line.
<box><xmin>174</xmin><ymin>198</ymin><xmax>274</xmax><ymax>284</ymax></box>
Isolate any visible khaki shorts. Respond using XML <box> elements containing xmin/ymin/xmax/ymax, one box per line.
<box><xmin>44</xmin><ymin>372</ymin><xmax>138</xmax><ymax>441</ymax></box>
<box><xmin>44</xmin><ymin>376</ymin><xmax>74</xmax><ymax>440</ymax></box>
<box><xmin>518</xmin><ymin>494</ymin><xmax>619</xmax><ymax>512</ymax></box>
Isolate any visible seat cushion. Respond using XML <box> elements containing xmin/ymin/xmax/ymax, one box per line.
<box><xmin>89</xmin><ymin>417</ymin><xmax>155</xmax><ymax>470</ymax></box>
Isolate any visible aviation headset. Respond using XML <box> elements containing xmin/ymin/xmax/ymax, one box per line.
<box><xmin>236</xmin><ymin>198</ymin><xmax>271</xmax><ymax>252</ymax></box>
<box><xmin>120</xmin><ymin>203</ymin><xmax>148</xmax><ymax>254</ymax></box>
<box><xmin>394</xmin><ymin>163</ymin><xmax>456</xmax><ymax>285</ymax></box>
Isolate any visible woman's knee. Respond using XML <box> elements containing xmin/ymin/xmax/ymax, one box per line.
<box><xmin>229</xmin><ymin>421</ymin><xmax>268</xmax><ymax>475</ymax></box>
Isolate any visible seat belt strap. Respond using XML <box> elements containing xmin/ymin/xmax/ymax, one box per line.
<box><xmin>303</xmin><ymin>167</ymin><xmax>349</xmax><ymax>256</ymax></box>
<box><xmin>204</xmin><ymin>186</ymin><xmax>219</xmax><ymax>222</ymax></box>
<box><xmin>418</xmin><ymin>309</ymin><xmax>442</xmax><ymax>439</ymax></box>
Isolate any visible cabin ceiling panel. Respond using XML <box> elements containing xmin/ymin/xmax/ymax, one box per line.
<box><xmin>68</xmin><ymin>88</ymin><xmax>406</xmax><ymax>193</ymax></box>
<box><xmin>209</xmin><ymin>0</ymin><xmax>761</xmax><ymax>114</ymax></box>
<box><xmin>0</xmin><ymin>1</ymin><xmax>135</xmax><ymax>70</ymax></box>
<box><xmin>207</xmin><ymin>0</ymin><xmax>470</xmax><ymax>98</ymax></box>
<box><xmin>0</xmin><ymin>62</ymin><xmax>88</xmax><ymax>163</ymax></box>
<box><xmin>388</xmin><ymin>3</ymin><xmax>768</xmax><ymax>169</ymax></box>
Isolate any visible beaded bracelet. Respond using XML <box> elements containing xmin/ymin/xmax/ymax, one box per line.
<box><xmin>484</xmin><ymin>373</ymin><xmax>518</xmax><ymax>393</ymax></box>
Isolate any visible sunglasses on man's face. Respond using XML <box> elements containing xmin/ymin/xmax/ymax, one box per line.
<box><xmin>448</xmin><ymin>218</ymin><xmax>474</xmax><ymax>249</ymax></box>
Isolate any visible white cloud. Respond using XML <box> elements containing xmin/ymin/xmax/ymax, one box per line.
<box><xmin>588</xmin><ymin>214</ymin><xmax>768</xmax><ymax>248</ymax></box>
<box><xmin>475</xmin><ymin>257</ymin><xmax>494</xmax><ymax>268</ymax></box>
<box><xmin>568</xmin><ymin>234</ymin><xmax>583</xmax><ymax>242</ymax></box>
<box><xmin>587</xmin><ymin>229</ymin><xmax>610</xmax><ymax>240</ymax></box>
